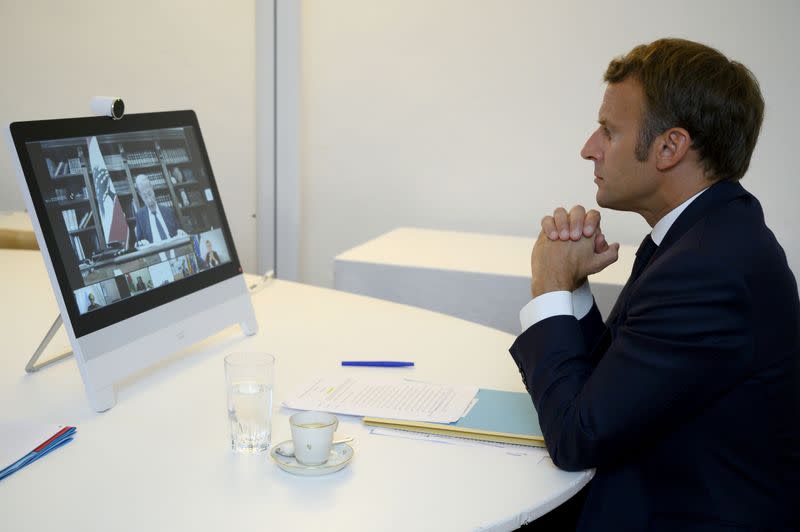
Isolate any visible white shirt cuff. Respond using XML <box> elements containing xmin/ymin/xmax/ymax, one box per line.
<box><xmin>519</xmin><ymin>282</ymin><xmax>593</xmax><ymax>332</ymax></box>
<box><xmin>572</xmin><ymin>281</ymin><xmax>594</xmax><ymax>321</ymax></box>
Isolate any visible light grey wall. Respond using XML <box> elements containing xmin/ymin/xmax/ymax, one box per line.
<box><xmin>299</xmin><ymin>0</ymin><xmax>800</xmax><ymax>288</ymax></box>
<box><xmin>0</xmin><ymin>0</ymin><xmax>259</xmax><ymax>273</ymax></box>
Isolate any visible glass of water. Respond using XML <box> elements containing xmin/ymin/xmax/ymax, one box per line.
<box><xmin>225</xmin><ymin>352</ymin><xmax>275</xmax><ymax>453</ymax></box>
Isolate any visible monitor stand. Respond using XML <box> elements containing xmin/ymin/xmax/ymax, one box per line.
<box><xmin>26</xmin><ymin>314</ymin><xmax>73</xmax><ymax>373</ymax></box>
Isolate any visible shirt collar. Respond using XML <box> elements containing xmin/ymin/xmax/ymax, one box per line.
<box><xmin>650</xmin><ymin>187</ymin><xmax>709</xmax><ymax>245</ymax></box>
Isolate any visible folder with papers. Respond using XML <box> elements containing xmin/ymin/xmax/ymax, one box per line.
<box><xmin>363</xmin><ymin>388</ymin><xmax>545</xmax><ymax>447</ymax></box>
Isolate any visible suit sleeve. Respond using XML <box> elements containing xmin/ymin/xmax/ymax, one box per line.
<box><xmin>577</xmin><ymin>302</ymin><xmax>606</xmax><ymax>356</ymax></box>
<box><xmin>509</xmin><ymin>256</ymin><xmax>752</xmax><ymax>471</ymax></box>
<box><xmin>512</xmin><ymin>301</ymin><xmax>606</xmax><ymax>393</ymax></box>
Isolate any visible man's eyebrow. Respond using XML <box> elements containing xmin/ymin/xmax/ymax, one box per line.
<box><xmin>599</xmin><ymin>118</ymin><xmax>619</xmax><ymax>131</ymax></box>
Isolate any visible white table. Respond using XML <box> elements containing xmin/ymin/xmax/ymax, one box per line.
<box><xmin>0</xmin><ymin>250</ymin><xmax>592</xmax><ymax>531</ymax></box>
<box><xmin>335</xmin><ymin>227</ymin><xmax>636</xmax><ymax>334</ymax></box>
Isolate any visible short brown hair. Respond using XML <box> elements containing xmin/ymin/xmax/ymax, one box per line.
<box><xmin>604</xmin><ymin>38</ymin><xmax>764</xmax><ymax>181</ymax></box>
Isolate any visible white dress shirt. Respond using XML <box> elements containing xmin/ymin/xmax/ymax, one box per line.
<box><xmin>519</xmin><ymin>188</ymin><xmax>709</xmax><ymax>332</ymax></box>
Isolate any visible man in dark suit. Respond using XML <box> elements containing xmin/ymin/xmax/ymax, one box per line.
<box><xmin>133</xmin><ymin>174</ymin><xmax>183</xmax><ymax>247</ymax></box>
<box><xmin>511</xmin><ymin>39</ymin><xmax>799</xmax><ymax>530</ymax></box>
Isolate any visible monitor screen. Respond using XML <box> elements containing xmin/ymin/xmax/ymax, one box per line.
<box><xmin>10</xmin><ymin>112</ymin><xmax>243</xmax><ymax>338</ymax></box>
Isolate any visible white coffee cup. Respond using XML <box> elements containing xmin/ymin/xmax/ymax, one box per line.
<box><xmin>289</xmin><ymin>411</ymin><xmax>339</xmax><ymax>465</ymax></box>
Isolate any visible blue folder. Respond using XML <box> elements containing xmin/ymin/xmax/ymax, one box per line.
<box><xmin>363</xmin><ymin>389</ymin><xmax>545</xmax><ymax>447</ymax></box>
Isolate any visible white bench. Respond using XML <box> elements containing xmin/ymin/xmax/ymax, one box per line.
<box><xmin>0</xmin><ymin>210</ymin><xmax>37</xmax><ymax>250</ymax></box>
<box><xmin>334</xmin><ymin>227</ymin><xmax>635</xmax><ymax>335</ymax></box>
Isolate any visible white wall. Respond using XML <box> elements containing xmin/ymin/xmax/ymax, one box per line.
<box><xmin>0</xmin><ymin>0</ymin><xmax>259</xmax><ymax>273</ymax></box>
<box><xmin>299</xmin><ymin>0</ymin><xmax>800</xmax><ymax>288</ymax></box>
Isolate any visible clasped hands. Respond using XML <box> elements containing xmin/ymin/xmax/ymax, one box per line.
<box><xmin>531</xmin><ymin>205</ymin><xmax>620</xmax><ymax>298</ymax></box>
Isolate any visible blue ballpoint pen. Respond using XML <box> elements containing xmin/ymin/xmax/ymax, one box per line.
<box><xmin>341</xmin><ymin>361</ymin><xmax>415</xmax><ymax>367</ymax></box>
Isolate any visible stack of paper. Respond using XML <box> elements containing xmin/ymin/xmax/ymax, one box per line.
<box><xmin>0</xmin><ymin>423</ymin><xmax>76</xmax><ymax>481</ymax></box>
<box><xmin>364</xmin><ymin>389</ymin><xmax>545</xmax><ymax>447</ymax></box>
<box><xmin>283</xmin><ymin>376</ymin><xmax>478</xmax><ymax>423</ymax></box>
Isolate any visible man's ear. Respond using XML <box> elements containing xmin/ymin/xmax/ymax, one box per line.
<box><xmin>655</xmin><ymin>127</ymin><xmax>691</xmax><ymax>171</ymax></box>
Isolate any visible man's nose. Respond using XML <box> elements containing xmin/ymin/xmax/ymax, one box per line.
<box><xmin>581</xmin><ymin>129</ymin><xmax>602</xmax><ymax>162</ymax></box>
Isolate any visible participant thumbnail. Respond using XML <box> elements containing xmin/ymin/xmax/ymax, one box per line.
<box><xmin>149</xmin><ymin>261</ymin><xmax>175</xmax><ymax>288</ymax></box>
<box><xmin>99</xmin><ymin>277</ymin><xmax>122</xmax><ymax>305</ymax></box>
<box><xmin>194</xmin><ymin>228</ymin><xmax>230</xmax><ymax>270</ymax></box>
<box><xmin>127</xmin><ymin>267</ymin><xmax>154</xmax><ymax>295</ymax></box>
<box><xmin>75</xmin><ymin>284</ymin><xmax>106</xmax><ymax>313</ymax></box>
<box><xmin>169</xmin><ymin>254</ymin><xmax>199</xmax><ymax>281</ymax></box>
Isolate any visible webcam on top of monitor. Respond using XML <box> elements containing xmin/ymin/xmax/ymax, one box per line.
<box><xmin>90</xmin><ymin>97</ymin><xmax>125</xmax><ymax>120</ymax></box>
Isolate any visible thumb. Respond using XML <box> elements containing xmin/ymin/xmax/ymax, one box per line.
<box><xmin>585</xmin><ymin>242</ymin><xmax>620</xmax><ymax>275</ymax></box>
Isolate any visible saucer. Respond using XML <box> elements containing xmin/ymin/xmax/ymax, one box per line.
<box><xmin>270</xmin><ymin>440</ymin><xmax>354</xmax><ymax>476</ymax></box>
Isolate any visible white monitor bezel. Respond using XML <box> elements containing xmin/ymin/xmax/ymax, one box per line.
<box><xmin>7</xmin><ymin>111</ymin><xmax>258</xmax><ymax>411</ymax></box>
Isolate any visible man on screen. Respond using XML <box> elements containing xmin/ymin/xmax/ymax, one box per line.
<box><xmin>87</xmin><ymin>293</ymin><xmax>100</xmax><ymax>311</ymax></box>
<box><xmin>133</xmin><ymin>174</ymin><xmax>185</xmax><ymax>248</ymax></box>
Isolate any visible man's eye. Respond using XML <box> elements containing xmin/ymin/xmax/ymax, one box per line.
<box><xmin>602</xmin><ymin>127</ymin><xmax>611</xmax><ymax>138</ymax></box>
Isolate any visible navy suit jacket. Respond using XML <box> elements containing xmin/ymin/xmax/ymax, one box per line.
<box><xmin>134</xmin><ymin>204</ymin><xmax>179</xmax><ymax>243</ymax></box>
<box><xmin>510</xmin><ymin>180</ymin><xmax>800</xmax><ymax>530</ymax></box>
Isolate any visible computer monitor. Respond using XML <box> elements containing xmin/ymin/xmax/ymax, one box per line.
<box><xmin>7</xmin><ymin>111</ymin><xmax>258</xmax><ymax>412</ymax></box>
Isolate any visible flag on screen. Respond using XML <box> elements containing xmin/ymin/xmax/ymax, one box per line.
<box><xmin>193</xmin><ymin>235</ymin><xmax>203</xmax><ymax>263</ymax></box>
<box><xmin>88</xmin><ymin>137</ymin><xmax>129</xmax><ymax>247</ymax></box>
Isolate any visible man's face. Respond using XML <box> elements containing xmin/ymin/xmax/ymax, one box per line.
<box><xmin>580</xmin><ymin>77</ymin><xmax>660</xmax><ymax>215</ymax></box>
<box><xmin>139</xmin><ymin>181</ymin><xmax>157</xmax><ymax>211</ymax></box>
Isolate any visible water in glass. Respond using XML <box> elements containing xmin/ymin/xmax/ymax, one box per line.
<box><xmin>228</xmin><ymin>381</ymin><xmax>273</xmax><ymax>453</ymax></box>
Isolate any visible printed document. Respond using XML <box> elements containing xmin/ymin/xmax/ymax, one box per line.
<box><xmin>282</xmin><ymin>377</ymin><xmax>478</xmax><ymax>423</ymax></box>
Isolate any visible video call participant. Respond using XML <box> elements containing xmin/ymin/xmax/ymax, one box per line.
<box><xmin>204</xmin><ymin>240</ymin><xmax>221</xmax><ymax>268</ymax></box>
<box><xmin>87</xmin><ymin>293</ymin><xmax>100</xmax><ymax>311</ymax></box>
<box><xmin>510</xmin><ymin>38</ymin><xmax>800</xmax><ymax>530</ymax></box>
<box><xmin>133</xmin><ymin>174</ymin><xmax>185</xmax><ymax>248</ymax></box>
